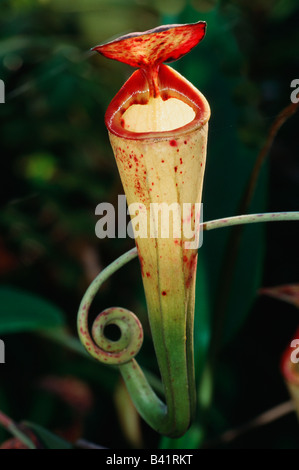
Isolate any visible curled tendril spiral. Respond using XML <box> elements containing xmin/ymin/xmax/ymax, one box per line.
<box><xmin>77</xmin><ymin>247</ymin><xmax>144</xmax><ymax>366</ymax></box>
<box><xmin>78</xmin><ymin>306</ymin><xmax>143</xmax><ymax>365</ymax></box>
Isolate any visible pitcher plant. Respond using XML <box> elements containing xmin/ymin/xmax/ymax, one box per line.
<box><xmin>77</xmin><ymin>21</ymin><xmax>210</xmax><ymax>437</ymax></box>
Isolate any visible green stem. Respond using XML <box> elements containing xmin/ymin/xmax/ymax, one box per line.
<box><xmin>77</xmin><ymin>211</ymin><xmax>299</xmax><ymax>436</ymax></box>
<box><xmin>203</xmin><ymin>211</ymin><xmax>299</xmax><ymax>231</ymax></box>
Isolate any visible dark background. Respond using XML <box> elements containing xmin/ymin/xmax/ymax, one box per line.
<box><xmin>0</xmin><ymin>0</ymin><xmax>298</xmax><ymax>449</ymax></box>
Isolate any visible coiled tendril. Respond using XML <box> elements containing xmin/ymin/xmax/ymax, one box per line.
<box><xmin>79</xmin><ymin>306</ymin><xmax>143</xmax><ymax>365</ymax></box>
<box><xmin>77</xmin><ymin>248</ymin><xmax>143</xmax><ymax>366</ymax></box>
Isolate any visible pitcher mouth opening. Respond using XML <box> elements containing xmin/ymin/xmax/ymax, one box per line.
<box><xmin>105</xmin><ymin>64</ymin><xmax>210</xmax><ymax>141</ymax></box>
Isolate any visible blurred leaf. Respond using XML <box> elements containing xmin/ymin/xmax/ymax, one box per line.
<box><xmin>114</xmin><ymin>379</ymin><xmax>143</xmax><ymax>448</ymax></box>
<box><xmin>40</xmin><ymin>328</ymin><xmax>88</xmax><ymax>357</ymax></box>
<box><xmin>39</xmin><ymin>375</ymin><xmax>94</xmax><ymax>415</ymax></box>
<box><xmin>192</xmin><ymin>0</ymin><xmax>217</xmax><ymax>13</ymax></box>
<box><xmin>0</xmin><ymin>428</ymin><xmax>41</xmax><ymax>450</ymax></box>
<box><xmin>152</xmin><ymin>0</ymin><xmax>185</xmax><ymax>16</ymax></box>
<box><xmin>23</xmin><ymin>152</ymin><xmax>57</xmax><ymax>183</ymax></box>
<box><xmin>221</xmin><ymin>220</ymin><xmax>266</xmax><ymax>344</ymax></box>
<box><xmin>0</xmin><ymin>36</ymin><xmax>31</xmax><ymax>57</ymax></box>
<box><xmin>24</xmin><ymin>422</ymin><xmax>73</xmax><ymax>449</ymax></box>
<box><xmin>260</xmin><ymin>283</ymin><xmax>299</xmax><ymax>309</ymax></box>
<box><xmin>0</xmin><ymin>286</ymin><xmax>65</xmax><ymax>334</ymax></box>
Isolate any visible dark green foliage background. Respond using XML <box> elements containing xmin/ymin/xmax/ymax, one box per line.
<box><xmin>0</xmin><ymin>0</ymin><xmax>298</xmax><ymax>449</ymax></box>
